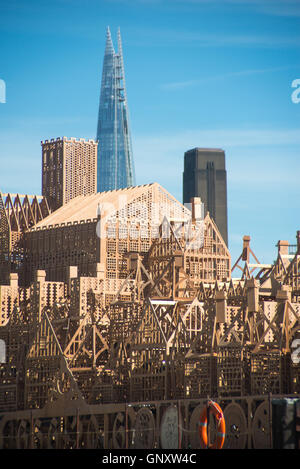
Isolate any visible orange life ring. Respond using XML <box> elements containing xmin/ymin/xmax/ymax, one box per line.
<box><xmin>198</xmin><ymin>401</ymin><xmax>226</xmax><ymax>449</ymax></box>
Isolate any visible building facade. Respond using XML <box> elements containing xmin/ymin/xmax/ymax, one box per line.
<box><xmin>25</xmin><ymin>183</ymin><xmax>231</xmax><ymax>287</ymax></box>
<box><xmin>0</xmin><ymin>192</ymin><xmax>50</xmax><ymax>286</ymax></box>
<box><xmin>41</xmin><ymin>137</ymin><xmax>97</xmax><ymax>212</ymax></box>
<box><xmin>183</xmin><ymin>147</ymin><xmax>228</xmax><ymax>246</ymax></box>
<box><xmin>96</xmin><ymin>27</ymin><xmax>135</xmax><ymax>192</ymax></box>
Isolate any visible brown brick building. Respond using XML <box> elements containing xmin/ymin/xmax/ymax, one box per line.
<box><xmin>41</xmin><ymin>137</ymin><xmax>98</xmax><ymax>212</ymax></box>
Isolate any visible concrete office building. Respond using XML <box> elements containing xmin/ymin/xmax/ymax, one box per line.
<box><xmin>183</xmin><ymin>147</ymin><xmax>228</xmax><ymax>245</ymax></box>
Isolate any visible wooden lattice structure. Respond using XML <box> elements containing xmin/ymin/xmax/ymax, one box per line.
<box><xmin>41</xmin><ymin>137</ymin><xmax>98</xmax><ymax>212</ymax></box>
<box><xmin>24</xmin><ymin>184</ymin><xmax>230</xmax><ymax>289</ymax></box>
<box><xmin>0</xmin><ymin>183</ymin><xmax>299</xmax><ymax>448</ymax></box>
<box><xmin>0</xmin><ymin>274</ymin><xmax>19</xmax><ymax>326</ymax></box>
<box><xmin>0</xmin><ymin>193</ymin><xmax>50</xmax><ymax>285</ymax></box>
<box><xmin>146</xmin><ymin>209</ymin><xmax>230</xmax><ymax>299</ymax></box>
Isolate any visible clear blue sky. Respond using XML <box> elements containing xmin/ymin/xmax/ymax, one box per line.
<box><xmin>0</xmin><ymin>0</ymin><xmax>300</xmax><ymax>265</ymax></box>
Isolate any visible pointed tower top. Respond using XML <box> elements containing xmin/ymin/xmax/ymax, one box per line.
<box><xmin>97</xmin><ymin>27</ymin><xmax>136</xmax><ymax>191</ymax></box>
<box><xmin>117</xmin><ymin>27</ymin><xmax>123</xmax><ymax>55</ymax></box>
<box><xmin>105</xmin><ymin>25</ymin><xmax>115</xmax><ymax>56</ymax></box>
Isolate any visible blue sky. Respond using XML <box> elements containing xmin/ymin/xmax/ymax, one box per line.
<box><xmin>0</xmin><ymin>0</ymin><xmax>300</xmax><ymax>265</ymax></box>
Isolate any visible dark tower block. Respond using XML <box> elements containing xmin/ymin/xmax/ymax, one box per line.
<box><xmin>183</xmin><ymin>148</ymin><xmax>228</xmax><ymax>245</ymax></box>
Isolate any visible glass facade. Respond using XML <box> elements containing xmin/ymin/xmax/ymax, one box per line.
<box><xmin>96</xmin><ymin>27</ymin><xmax>136</xmax><ymax>192</ymax></box>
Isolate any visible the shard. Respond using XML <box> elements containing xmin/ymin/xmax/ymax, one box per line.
<box><xmin>96</xmin><ymin>27</ymin><xmax>136</xmax><ymax>192</ymax></box>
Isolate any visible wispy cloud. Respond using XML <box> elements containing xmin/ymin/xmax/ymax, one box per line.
<box><xmin>134</xmin><ymin>128</ymin><xmax>300</xmax><ymax>153</ymax></box>
<box><xmin>129</xmin><ymin>27</ymin><xmax>300</xmax><ymax>49</ymax></box>
<box><xmin>133</xmin><ymin>127</ymin><xmax>300</xmax><ymax>199</ymax></box>
<box><xmin>160</xmin><ymin>65</ymin><xmax>299</xmax><ymax>90</ymax></box>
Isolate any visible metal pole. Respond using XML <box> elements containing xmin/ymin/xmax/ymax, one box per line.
<box><xmin>125</xmin><ymin>403</ymin><xmax>128</xmax><ymax>449</ymax></box>
<box><xmin>207</xmin><ymin>398</ymin><xmax>210</xmax><ymax>449</ymax></box>
<box><xmin>269</xmin><ymin>393</ymin><xmax>272</xmax><ymax>448</ymax></box>
<box><xmin>30</xmin><ymin>411</ymin><xmax>34</xmax><ymax>449</ymax></box>
<box><xmin>178</xmin><ymin>400</ymin><xmax>181</xmax><ymax>450</ymax></box>
<box><xmin>76</xmin><ymin>408</ymin><xmax>79</xmax><ymax>449</ymax></box>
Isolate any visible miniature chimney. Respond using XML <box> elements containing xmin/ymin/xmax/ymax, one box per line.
<box><xmin>242</xmin><ymin>236</ymin><xmax>251</xmax><ymax>262</ymax></box>
<box><xmin>92</xmin><ymin>262</ymin><xmax>105</xmax><ymax>279</ymax></box>
<box><xmin>215</xmin><ymin>290</ymin><xmax>227</xmax><ymax>323</ymax></box>
<box><xmin>276</xmin><ymin>285</ymin><xmax>292</xmax><ymax>302</ymax></box>
<box><xmin>191</xmin><ymin>197</ymin><xmax>203</xmax><ymax>223</ymax></box>
<box><xmin>246</xmin><ymin>278</ymin><xmax>259</xmax><ymax>312</ymax></box>
<box><xmin>9</xmin><ymin>273</ymin><xmax>18</xmax><ymax>288</ymax></box>
<box><xmin>277</xmin><ymin>240</ymin><xmax>289</xmax><ymax>256</ymax></box>
<box><xmin>66</xmin><ymin>266</ymin><xmax>78</xmax><ymax>295</ymax></box>
<box><xmin>35</xmin><ymin>270</ymin><xmax>46</xmax><ymax>283</ymax></box>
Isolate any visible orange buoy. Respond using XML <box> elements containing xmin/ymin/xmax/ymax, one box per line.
<box><xmin>198</xmin><ymin>401</ymin><xmax>226</xmax><ymax>449</ymax></box>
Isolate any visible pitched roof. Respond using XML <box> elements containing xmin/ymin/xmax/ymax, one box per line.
<box><xmin>32</xmin><ymin>183</ymin><xmax>190</xmax><ymax>229</ymax></box>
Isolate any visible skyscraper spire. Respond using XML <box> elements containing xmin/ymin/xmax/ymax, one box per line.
<box><xmin>96</xmin><ymin>27</ymin><xmax>135</xmax><ymax>192</ymax></box>
<box><xmin>105</xmin><ymin>25</ymin><xmax>115</xmax><ymax>56</ymax></box>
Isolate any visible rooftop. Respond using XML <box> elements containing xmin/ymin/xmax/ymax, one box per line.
<box><xmin>41</xmin><ymin>137</ymin><xmax>97</xmax><ymax>145</ymax></box>
<box><xmin>31</xmin><ymin>183</ymin><xmax>189</xmax><ymax>229</ymax></box>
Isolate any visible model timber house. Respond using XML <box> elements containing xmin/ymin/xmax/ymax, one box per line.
<box><xmin>24</xmin><ymin>183</ymin><xmax>230</xmax><ymax>290</ymax></box>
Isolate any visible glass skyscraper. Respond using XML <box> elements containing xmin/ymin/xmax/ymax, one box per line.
<box><xmin>96</xmin><ymin>27</ymin><xmax>136</xmax><ymax>192</ymax></box>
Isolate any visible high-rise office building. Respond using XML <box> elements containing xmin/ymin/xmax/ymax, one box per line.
<box><xmin>183</xmin><ymin>148</ymin><xmax>228</xmax><ymax>245</ymax></box>
<box><xmin>42</xmin><ymin>137</ymin><xmax>98</xmax><ymax>212</ymax></box>
<box><xmin>96</xmin><ymin>27</ymin><xmax>135</xmax><ymax>192</ymax></box>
